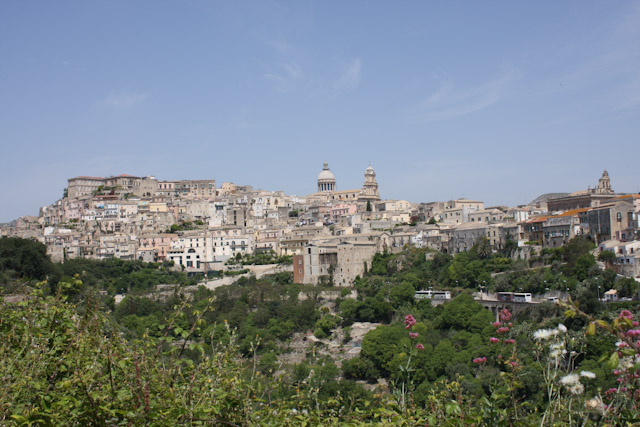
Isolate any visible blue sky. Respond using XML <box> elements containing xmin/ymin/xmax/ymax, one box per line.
<box><xmin>1</xmin><ymin>1</ymin><xmax>639</xmax><ymax>222</ymax></box>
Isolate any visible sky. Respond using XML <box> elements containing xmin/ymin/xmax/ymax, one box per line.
<box><xmin>1</xmin><ymin>1</ymin><xmax>639</xmax><ymax>222</ymax></box>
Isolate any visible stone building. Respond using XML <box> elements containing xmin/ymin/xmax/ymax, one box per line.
<box><xmin>67</xmin><ymin>176</ymin><xmax>105</xmax><ymax>199</ymax></box>
<box><xmin>441</xmin><ymin>199</ymin><xmax>484</xmax><ymax>224</ymax></box>
<box><xmin>547</xmin><ymin>170</ymin><xmax>618</xmax><ymax>212</ymax></box>
<box><xmin>295</xmin><ymin>240</ymin><xmax>378</xmax><ymax>286</ymax></box>
<box><xmin>579</xmin><ymin>199</ymin><xmax>637</xmax><ymax>243</ymax></box>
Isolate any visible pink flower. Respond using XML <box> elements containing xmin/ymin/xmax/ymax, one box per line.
<box><xmin>497</xmin><ymin>327</ymin><xmax>510</xmax><ymax>334</ymax></box>
<box><xmin>499</xmin><ymin>309</ymin><xmax>512</xmax><ymax>322</ymax></box>
<box><xmin>619</xmin><ymin>310</ymin><xmax>634</xmax><ymax>320</ymax></box>
<box><xmin>625</xmin><ymin>329</ymin><xmax>640</xmax><ymax>337</ymax></box>
<box><xmin>493</xmin><ymin>321</ymin><xmax>501</xmax><ymax>328</ymax></box>
<box><xmin>605</xmin><ymin>388</ymin><xmax>618</xmax><ymax>395</ymax></box>
<box><xmin>490</xmin><ymin>337</ymin><xmax>499</xmax><ymax>344</ymax></box>
<box><xmin>504</xmin><ymin>339</ymin><xmax>516</xmax><ymax>344</ymax></box>
<box><xmin>473</xmin><ymin>357</ymin><xmax>487</xmax><ymax>365</ymax></box>
<box><xmin>404</xmin><ymin>314</ymin><xmax>417</xmax><ymax>329</ymax></box>
<box><xmin>508</xmin><ymin>322</ymin><xmax>513</xmax><ymax>327</ymax></box>
<box><xmin>510</xmin><ymin>361</ymin><xmax>518</xmax><ymax>368</ymax></box>
<box><xmin>416</xmin><ymin>343</ymin><xmax>425</xmax><ymax>351</ymax></box>
<box><xmin>409</xmin><ymin>332</ymin><xmax>419</xmax><ymax>339</ymax></box>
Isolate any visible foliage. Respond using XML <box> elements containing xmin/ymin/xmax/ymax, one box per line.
<box><xmin>3</xmin><ymin>237</ymin><xmax>640</xmax><ymax>425</ymax></box>
<box><xmin>226</xmin><ymin>250</ymin><xmax>292</xmax><ymax>265</ymax></box>
<box><xmin>0</xmin><ymin>237</ymin><xmax>55</xmax><ymax>282</ymax></box>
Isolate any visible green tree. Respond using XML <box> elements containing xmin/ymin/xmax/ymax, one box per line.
<box><xmin>389</xmin><ymin>281</ymin><xmax>416</xmax><ymax>308</ymax></box>
<box><xmin>598</xmin><ymin>250</ymin><xmax>616</xmax><ymax>269</ymax></box>
<box><xmin>0</xmin><ymin>237</ymin><xmax>55</xmax><ymax>281</ymax></box>
<box><xmin>360</xmin><ymin>323</ymin><xmax>406</xmax><ymax>376</ymax></box>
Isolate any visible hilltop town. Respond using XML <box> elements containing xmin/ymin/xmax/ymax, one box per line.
<box><xmin>1</xmin><ymin>166</ymin><xmax>639</xmax><ymax>285</ymax></box>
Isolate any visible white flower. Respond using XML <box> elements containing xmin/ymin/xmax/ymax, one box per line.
<box><xmin>557</xmin><ymin>324</ymin><xmax>567</xmax><ymax>333</ymax></box>
<box><xmin>620</xmin><ymin>357</ymin><xmax>634</xmax><ymax>370</ymax></box>
<box><xmin>560</xmin><ymin>374</ymin><xmax>580</xmax><ymax>385</ymax></box>
<box><xmin>569</xmin><ymin>383</ymin><xmax>585</xmax><ymax>395</ymax></box>
<box><xmin>534</xmin><ymin>329</ymin><xmax>555</xmax><ymax>340</ymax></box>
<box><xmin>585</xmin><ymin>397</ymin><xmax>604</xmax><ymax>414</ymax></box>
<box><xmin>580</xmin><ymin>371</ymin><xmax>596</xmax><ymax>379</ymax></box>
<box><xmin>550</xmin><ymin>348</ymin><xmax>567</xmax><ymax>358</ymax></box>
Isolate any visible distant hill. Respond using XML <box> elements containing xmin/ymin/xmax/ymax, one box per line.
<box><xmin>529</xmin><ymin>192</ymin><xmax>570</xmax><ymax>206</ymax></box>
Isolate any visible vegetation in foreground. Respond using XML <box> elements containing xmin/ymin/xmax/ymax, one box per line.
<box><xmin>1</xmin><ymin>236</ymin><xmax>640</xmax><ymax>425</ymax></box>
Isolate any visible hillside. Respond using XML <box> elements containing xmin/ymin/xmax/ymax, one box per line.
<box><xmin>1</xmin><ymin>236</ymin><xmax>640</xmax><ymax>425</ymax></box>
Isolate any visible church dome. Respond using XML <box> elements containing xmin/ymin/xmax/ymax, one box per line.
<box><xmin>317</xmin><ymin>162</ymin><xmax>336</xmax><ymax>192</ymax></box>
<box><xmin>318</xmin><ymin>163</ymin><xmax>335</xmax><ymax>181</ymax></box>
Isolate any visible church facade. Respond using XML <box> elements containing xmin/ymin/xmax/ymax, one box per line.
<box><xmin>310</xmin><ymin>162</ymin><xmax>381</xmax><ymax>204</ymax></box>
<box><xmin>547</xmin><ymin>170</ymin><xmax>618</xmax><ymax>212</ymax></box>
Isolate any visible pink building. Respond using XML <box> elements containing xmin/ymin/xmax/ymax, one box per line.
<box><xmin>137</xmin><ymin>234</ymin><xmax>179</xmax><ymax>261</ymax></box>
<box><xmin>330</xmin><ymin>204</ymin><xmax>358</xmax><ymax>222</ymax></box>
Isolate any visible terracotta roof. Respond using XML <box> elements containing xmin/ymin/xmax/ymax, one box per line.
<box><xmin>523</xmin><ymin>216</ymin><xmax>549</xmax><ymax>224</ymax></box>
<box><xmin>555</xmin><ymin>208</ymin><xmax>591</xmax><ymax>217</ymax></box>
<box><xmin>614</xmin><ymin>194</ymin><xmax>640</xmax><ymax>200</ymax></box>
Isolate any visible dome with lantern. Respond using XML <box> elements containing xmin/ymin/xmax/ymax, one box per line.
<box><xmin>317</xmin><ymin>162</ymin><xmax>336</xmax><ymax>192</ymax></box>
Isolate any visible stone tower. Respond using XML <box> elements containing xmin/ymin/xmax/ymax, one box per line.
<box><xmin>317</xmin><ymin>162</ymin><xmax>336</xmax><ymax>193</ymax></box>
<box><xmin>359</xmin><ymin>164</ymin><xmax>380</xmax><ymax>202</ymax></box>
<box><xmin>595</xmin><ymin>170</ymin><xmax>613</xmax><ymax>194</ymax></box>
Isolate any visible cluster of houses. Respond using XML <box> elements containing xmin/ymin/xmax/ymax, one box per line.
<box><xmin>2</xmin><ymin>168</ymin><xmax>639</xmax><ymax>285</ymax></box>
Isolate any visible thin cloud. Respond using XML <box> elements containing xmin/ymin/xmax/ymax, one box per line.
<box><xmin>263</xmin><ymin>62</ymin><xmax>304</xmax><ymax>93</ymax></box>
<box><xmin>102</xmin><ymin>91</ymin><xmax>147</xmax><ymax>107</ymax></box>
<box><xmin>416</xmin><ymin>67</ymin><xmax>517</xmax><ymax>122</ymax></box>
<box><xmin>266</xmin><ymin>36</ymin><xmax>291</xmax><ymax>54</ymax></box>
<box><xmin>332</xmin><ymin>58</ymin><xmax>362</xmax><ymax>95</ymax></box>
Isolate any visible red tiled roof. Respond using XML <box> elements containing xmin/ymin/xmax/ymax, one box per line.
<box><xmin>614</xmin><ymin>194</ymin><xmax>640</xmax><ymax>200</ymax></box>
<box><xmin>523</xmin><ymin>216</ymin><xmax>549</xmax><ymax>224</ymax></box>
<box><xmin>555</xmin><ymin>208</ymin><xmax>591</xmax><ymax>218</ymax></box>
